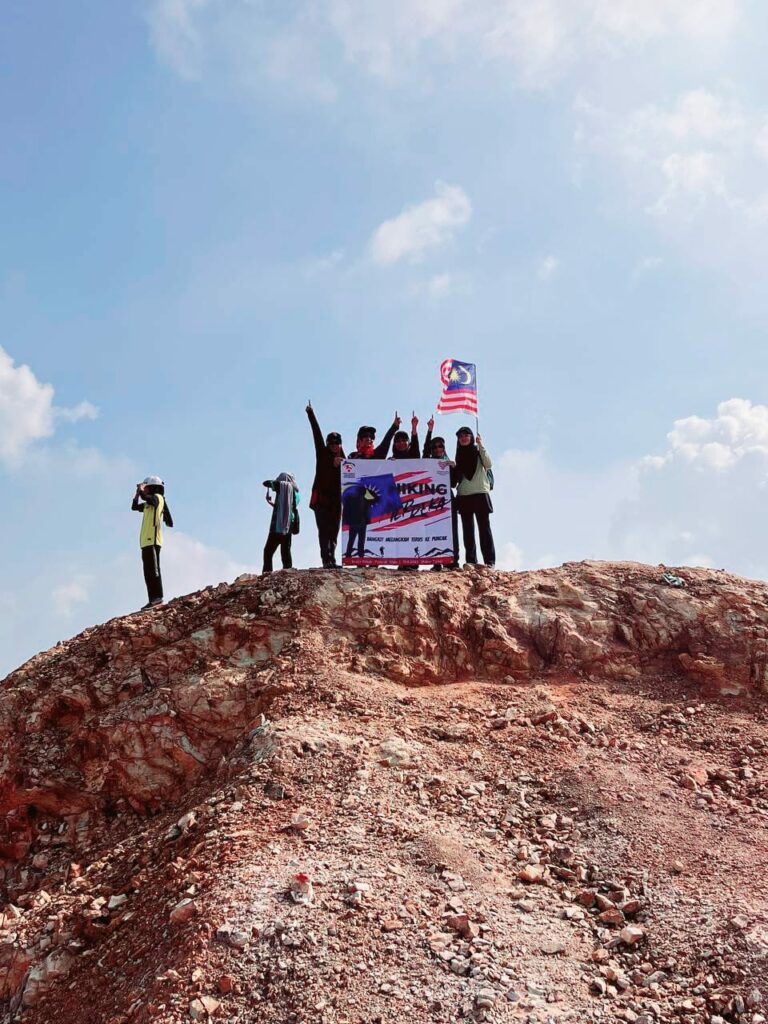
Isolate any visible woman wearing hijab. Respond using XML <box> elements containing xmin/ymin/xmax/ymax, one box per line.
<box><xmin>262</xmin><ymin>473</ymin><xmax>300</xmax><ymax>573</ymax></box>
<box><xmin>453</xmin><ymin>427</ymin><xmax>495</xmax><ymax>568</ymax></box>
<box><xmin>132</xmin><ymin>475</ymin><xmax>174</xmax><ymax>609</ymax></box>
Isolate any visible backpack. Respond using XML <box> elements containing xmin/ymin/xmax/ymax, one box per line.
<box><xmin>487</xmin><ymin>467</ymin><xmax>494</xmax><ymax>490</ymax></box>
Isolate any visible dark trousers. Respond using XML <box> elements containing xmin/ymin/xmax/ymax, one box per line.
<box><xmin>459</xmin><ymin>508</ymin><xmax>496</xmax><ymax>566</ymax></box>
<box><xmin>345</xmin><ymin>524</ymin><xmax>367</xmax><ymax>558</ymax></box>
<box><xmin>263</xmin><ymin>532</ymin><xmax>293</xmax><ymax>573</ymax></box>
<box><xmin>141</xmin><ymin>544</ymin><xmax>163</xmax><ymax>602</ymax></box>
<box><xmin>314</xmin><ymin>505</ymin><xmax>341</xmax><ymax>566</ymax></box>
<box><xmin>450</xmin><ymin>502</ymin><xmax>460</xmax><ymax>567</ymax></box>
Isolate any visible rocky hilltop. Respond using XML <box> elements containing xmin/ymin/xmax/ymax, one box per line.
<box><xmin>0</xmin><ymin>561</ymin><xmax>767</xmax><ymax>1024</ymax></box>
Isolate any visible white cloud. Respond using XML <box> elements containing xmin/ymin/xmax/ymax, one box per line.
<box><xmin>656</xmin><ymin>398</ymin><xmax>768</xmax><ymax>469</ymax></box>
<box><xmin>0</xmin><ymin>347</ymin><xmax>55</xmax><ymax>464</ymax></box>
<box><xmin>537</xmin><ymin>255</ymin><xmax>560</xmax><ymax>279</ymax></box>
<box><xmin>146</xmin><ymin>0</ymin><xmax>210</xmax><ymax>80</ymax></box>
<box><xmin>591</xmin><ymin>0</ymin><xmax>739</xmax><ymax>42</ymax></box>
<box><xmin>52</xmin><ymin>574</ymin><xmax>92</xmax><ymax>618</ymax></box>
<box><xmin>0</xmin><ymin>347</ymin><xmax>99</xmax><ymax>467</ymax></box>
<box><xmin>411</xmin><ymin>271</ymin><xmax>469</xmax><ymax>299</ymax></box>
<box><xmin>491</xmin><ymin>397</ymin><xmax>768</xmax><ymax>582</ymax></box>
<box><xmin>369</xmin><ymin>182</ymin><xmax>472</xmax><ymax>266</ymax></box>
<box><xmin>55</xmin><ymin>400</ymin><xmax>99</xmax><ymax>424</ymax></box>
<box><xmin>149</xmin><ymin>1</ymin><xmax>742</xmax><ymax>94</ymax></box>
<box><xmin>161</xmin><ymin>531</ymin><xmax>257</xmax><ymax>596</ymax></box>
<box><xmin>322</xmin><ymin>0</ymin><xmax>741</xmax><ymax>87</ymax></box>
<box><xmin>581</xmin><ymin>88</ymin><xmax>768</xmax><ymax>221</ymax></box>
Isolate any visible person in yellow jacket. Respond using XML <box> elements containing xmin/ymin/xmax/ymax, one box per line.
<box><xmin>132</xmin><ymin>475</ymin><xmax>174</xmax><ymax>609</ymax></box>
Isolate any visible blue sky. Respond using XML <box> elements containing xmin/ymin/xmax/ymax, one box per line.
<box><xmin>3</xmin><ymin>0</ymin><xmax>768</xmax><ymax>675</ymax></box>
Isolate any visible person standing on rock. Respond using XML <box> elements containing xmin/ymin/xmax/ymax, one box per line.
<box><xmin>425</xmin><ymin>427</ymin><xmax>460</xmax><ymax>571</ymax></box>
<box><xmin>262</xmin><ymin>473</ymin><xmax>300</xmax><ymax>574</ymax></box>
<box><xmin>305</xmin><ymin>401</ymin><xmax>344</xmax><ymax>568</ymax></box>
<box><xmin>453</xmin><ymin>427</ymin><xmax>495</xmax><ymax>568</ymax></box>
<box><xmin>348</xmin><ymin>414</ymin><xmax>401</xmax><ymax>459</ymax></box>
<box><xmin>132</xmin><ymin>476</ymin><xmax>174</xmax><ymax>609</ymax></box>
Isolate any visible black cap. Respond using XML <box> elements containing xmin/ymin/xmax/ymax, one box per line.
<box><xmin>326</xmin><ymin>432</ymin><xmax>342</xmax><ymax>444</ymax></box>
<box><xmin>394</xmin><ymin>430</ymin><xmax>409</xmax><ymax>443</ymax></box>
<box><xmin>431</xmin><ymin>436</ymin><xmax>446</xmax><ymax>447</ymax></box>
<box><xmin>456</xmin><ymin>426</ymin><xmax>474</xmax><ymax>437</ymax></box>
<box><xmin>357</xmin><ymin>425</ymin><xmax>376</xmax><ymax>439</ymax></box>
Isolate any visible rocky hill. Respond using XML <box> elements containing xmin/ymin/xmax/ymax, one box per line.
<box><xmin>0</xmin><ymin>561</ymin><xmax>767</xmax><ymax>1024</ymax></box>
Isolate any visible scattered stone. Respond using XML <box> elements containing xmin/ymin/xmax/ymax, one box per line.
<box><xmin>189</xmin><ymin>996</ymin><xmax>220</xmax><ymax>1019</ymax></box>
<box><xmin>379</xmin><ymin>736</ymin><xmax>417</xmax><ymax>768</ymax></box>
<box><xmin>541</xmin><ymin>937</ymin><xmax>566</xmax><ymax>955</ymax></box>
<box><xmin>446</xmin><ymin>914</ymin><xmax>480</xmax><ymax>940</ymax></box>
<box><xmin>170</xmin><ymin>899</ymin><xmax>197</xmax><ymax>925</ymax></box>
<box><xmin>620</xmin><ymin>925</ymin><xmax>646</xmax><ymax>946</ymax></box>
<box><xmin>519</xmin><ymin>865</ymin><xmax>546</xmax><ymax>884</ymax></box>
<box><xmin>475</xmin><ymin>988</ymin><xmax>496</xmax><ymax>1010</ymax></box>
<box><xmin>598</xmin><ymin>907</ymin><xmax>625</xmax><ymax>927</ymax></box>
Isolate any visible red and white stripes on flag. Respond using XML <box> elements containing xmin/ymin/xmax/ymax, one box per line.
<box><xmin>436</xmin><ymin>358</ymin><xmax>478</xmax><ymax>415</ymax></box>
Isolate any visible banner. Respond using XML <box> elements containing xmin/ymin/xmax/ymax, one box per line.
<box><xmin>341</xmin><ymin>458</ymin><xmax>454</xmax><ymax>566</ymax></box>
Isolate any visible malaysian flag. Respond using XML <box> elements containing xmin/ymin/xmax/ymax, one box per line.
<box><xmin>436</xmin><ymin>358</ymin><xmax>478</xmax><ymax>415</ymax></box>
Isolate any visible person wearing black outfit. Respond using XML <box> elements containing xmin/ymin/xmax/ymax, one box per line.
<box><xmin>306</xmin><ymin>402</ymin><xmax>344</xmax><ymax>568</ymax></box>
<box><xmin>390</xmin><ymin>413</ymin><xmax>420</xmax><ymax>459</ymax></box>
<box><xmin>348</xmin><ymin>414</ymin><xmax>401</xmax><ymax>459</ymax></box>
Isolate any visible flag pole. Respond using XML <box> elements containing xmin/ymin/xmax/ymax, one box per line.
<box><xmin>474</xmin><ymin>363</ymin><xmax>480</xmax><ymax>438</ymax></box>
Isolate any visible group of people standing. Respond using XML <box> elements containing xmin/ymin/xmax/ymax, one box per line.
<box><xmin>131</xmin><ymin>404</ymin><xmax>496</xmax><ymax>609</ymax></box>
<box><xmin>303</xmin><ymin>402</ymin><xmax>496</xmax><ymax>572</ymax></box>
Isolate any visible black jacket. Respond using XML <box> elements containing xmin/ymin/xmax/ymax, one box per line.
<box><xmin>390</xmin><ymin>432</ymin><xmax>420</xmax><ymax>459</ymax></box>
<box><xmin>307</xmin><ymin>407</ymin><xmax>343</xmax><ymax>510</ymax></box>
<box><xmin>349</xmin><ymin>421</ymin><xmax>398</xmax><ymax>459</ymax></box>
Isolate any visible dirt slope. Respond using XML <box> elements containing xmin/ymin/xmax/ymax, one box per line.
<box><xmin>0</xmin><ymin>562</ymin><xmax>766</xmax><ymax>1024</ymax></box>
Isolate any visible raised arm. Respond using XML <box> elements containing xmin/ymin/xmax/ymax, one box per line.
<box><xmin>477</xmin><ymin>434</ymin><xmax>492</xmax><ymax>468</ymax></box>
<box><xmin>408</xmin><ymin>413</ymin><xmax>420</xmax><ymax>458</ymax></box>
<box><xmin>421</xmin><ymin>416</ymin><xmax>434</xmax><ymax>458</ymax></box>
<box><xmin>374</xmin><ymin>412</ymin><xmax>401</xmax><ymax>459</ymax></box>
<box><xmin>306</xmin><ymin>403</ymin><xmax>325</xmax><ymax>460</ymax></box>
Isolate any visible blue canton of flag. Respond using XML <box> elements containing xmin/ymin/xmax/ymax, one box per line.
<box><xmin>436</xmin><ymin>358</ymin><xmax>478</xmax><ymax>415</ymax></box>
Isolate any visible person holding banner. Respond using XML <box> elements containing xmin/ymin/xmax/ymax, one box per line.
<box><xmin>349</xmin><ymin>415</ymin><xmax>401</xmax><ymax>459</ymax></box>
<box><xmin>305</xmin><ymin>401</ymin><xmax>344</xmax><ymax>568</ymax></box>
<box><xmin>454</xmin><ymin>427</ymin><xmax>495</xmax><ymax>568</ymax></box>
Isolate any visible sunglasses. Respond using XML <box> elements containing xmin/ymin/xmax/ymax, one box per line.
<box><xmin>358</xmin><ymin>432</ymin><xmax>375</xmax><ymax>440</ymax></box>
<box><xmin>433</xmin><ymin>443</ymin><xmax>446</xmax><ymax>449</ymax></box>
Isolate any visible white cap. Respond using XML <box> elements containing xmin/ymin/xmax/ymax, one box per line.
<box><xmin>142</xmin><ymin>475</ymin><xmax>163</xmax><ymax>486</ymax></box>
